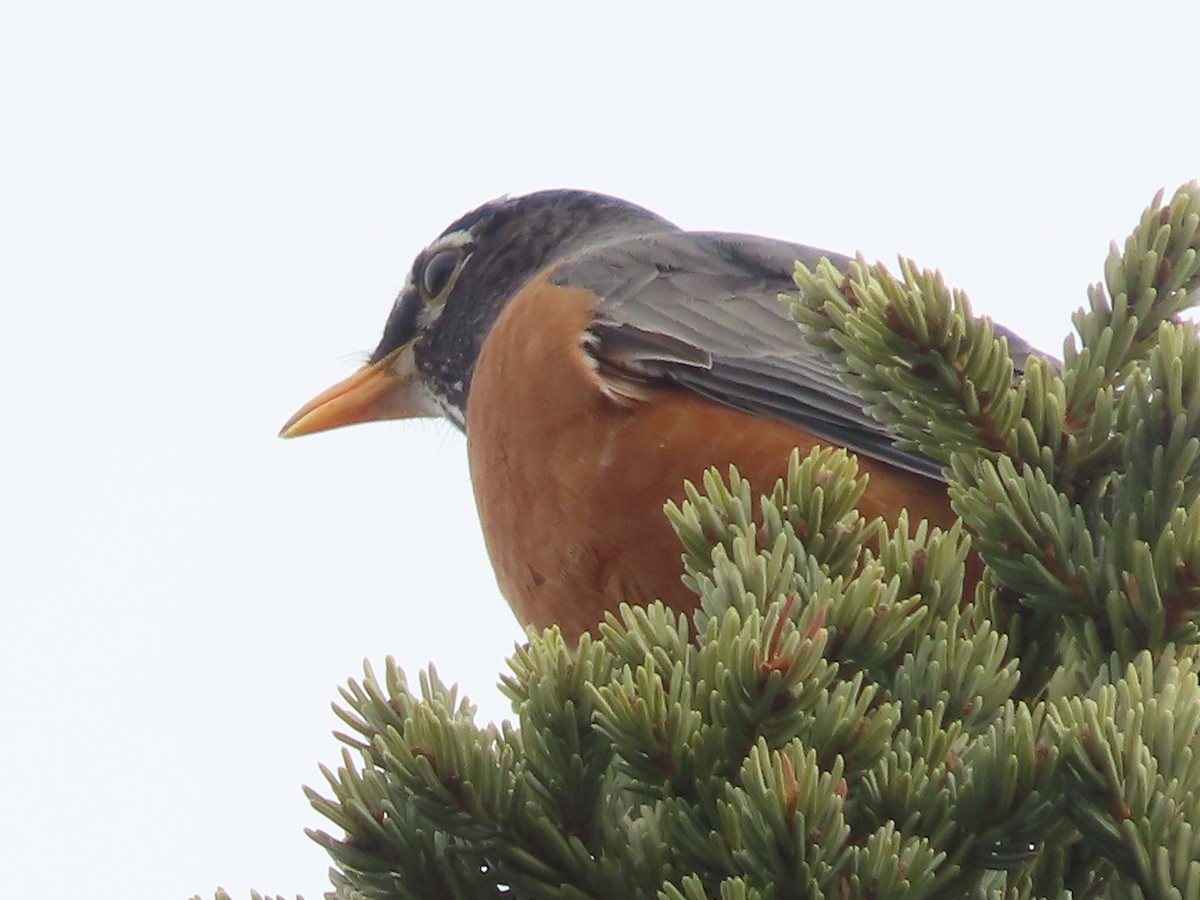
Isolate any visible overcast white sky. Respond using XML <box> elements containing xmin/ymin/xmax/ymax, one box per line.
<box><xmin>3</xmin><ymin>3</ymin><xmax>1198</xmax><ymax>898</ymax></box>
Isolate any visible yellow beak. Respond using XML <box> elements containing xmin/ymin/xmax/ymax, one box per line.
<box><xmin>279</xmin><ymin>345</ymin><xmax>432</xmax><ymax>438</ymax></box>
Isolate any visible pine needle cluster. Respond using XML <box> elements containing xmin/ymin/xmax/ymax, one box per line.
<box><xmin>205</xmin><ymin>183</ymin><xmax>1200</xmax><ymax>900</ymax></box>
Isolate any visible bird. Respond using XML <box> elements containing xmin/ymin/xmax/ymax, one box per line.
<box><xmin>280</xmin><ymin>189</ymin><xmax>1023</xmax><ymax>642</ymax></box>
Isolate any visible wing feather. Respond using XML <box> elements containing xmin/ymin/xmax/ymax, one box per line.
<box><xmin>553</xmin><ymin>230</ymin><xmax>1044</xmax><ymax>482</ymax></box>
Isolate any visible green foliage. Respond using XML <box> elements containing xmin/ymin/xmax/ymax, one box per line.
<box><xmin>247</xmin><ymin>184</ymin><xmax>1200</xmax><ymax>899</ymax></box>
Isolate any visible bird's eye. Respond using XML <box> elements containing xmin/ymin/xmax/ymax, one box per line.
<box><xmin>420</xmin><ymin>249</ymin><xmax>461</xmax><ymax>299</ymax></box>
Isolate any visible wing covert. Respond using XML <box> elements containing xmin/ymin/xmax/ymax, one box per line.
<box><xmin>553</xmin><ymin>230</ymin><xmax>1037</xmax><ymax>483</ymax></box>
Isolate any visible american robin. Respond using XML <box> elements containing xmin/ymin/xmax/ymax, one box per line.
<box><xmin>281</xmin><ymin>190</ymin><xmax>1025</xmax><ymax>641</ymax></box>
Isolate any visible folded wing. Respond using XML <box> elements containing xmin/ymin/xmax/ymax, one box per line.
<box><xmin>554</xmin><ymin>231</ymin><xmax>1042</xmax><ymax>482</ymax></box>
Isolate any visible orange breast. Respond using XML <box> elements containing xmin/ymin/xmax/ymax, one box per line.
<box><xmin>465</xmin><ymin>278</ymin><xmax>957</xmax><ymax>642</ymax></box>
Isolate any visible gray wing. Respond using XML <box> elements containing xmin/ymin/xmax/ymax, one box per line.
<box><xmin>553</xmin><ymin>230</ymin><xmax>1040</xmax><ymax>482</ymax></box>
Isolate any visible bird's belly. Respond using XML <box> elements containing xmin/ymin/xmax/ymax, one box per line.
<box><xmin>469</xmin><ymin>396</ymin><xmax>821</xmax><ymax>641</ymax></box>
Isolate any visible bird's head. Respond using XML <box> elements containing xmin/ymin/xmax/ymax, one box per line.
<box><xmin>280</xmin><ymin>189</ymin><xmax>672</xmax><ymax>437</ymax></box>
